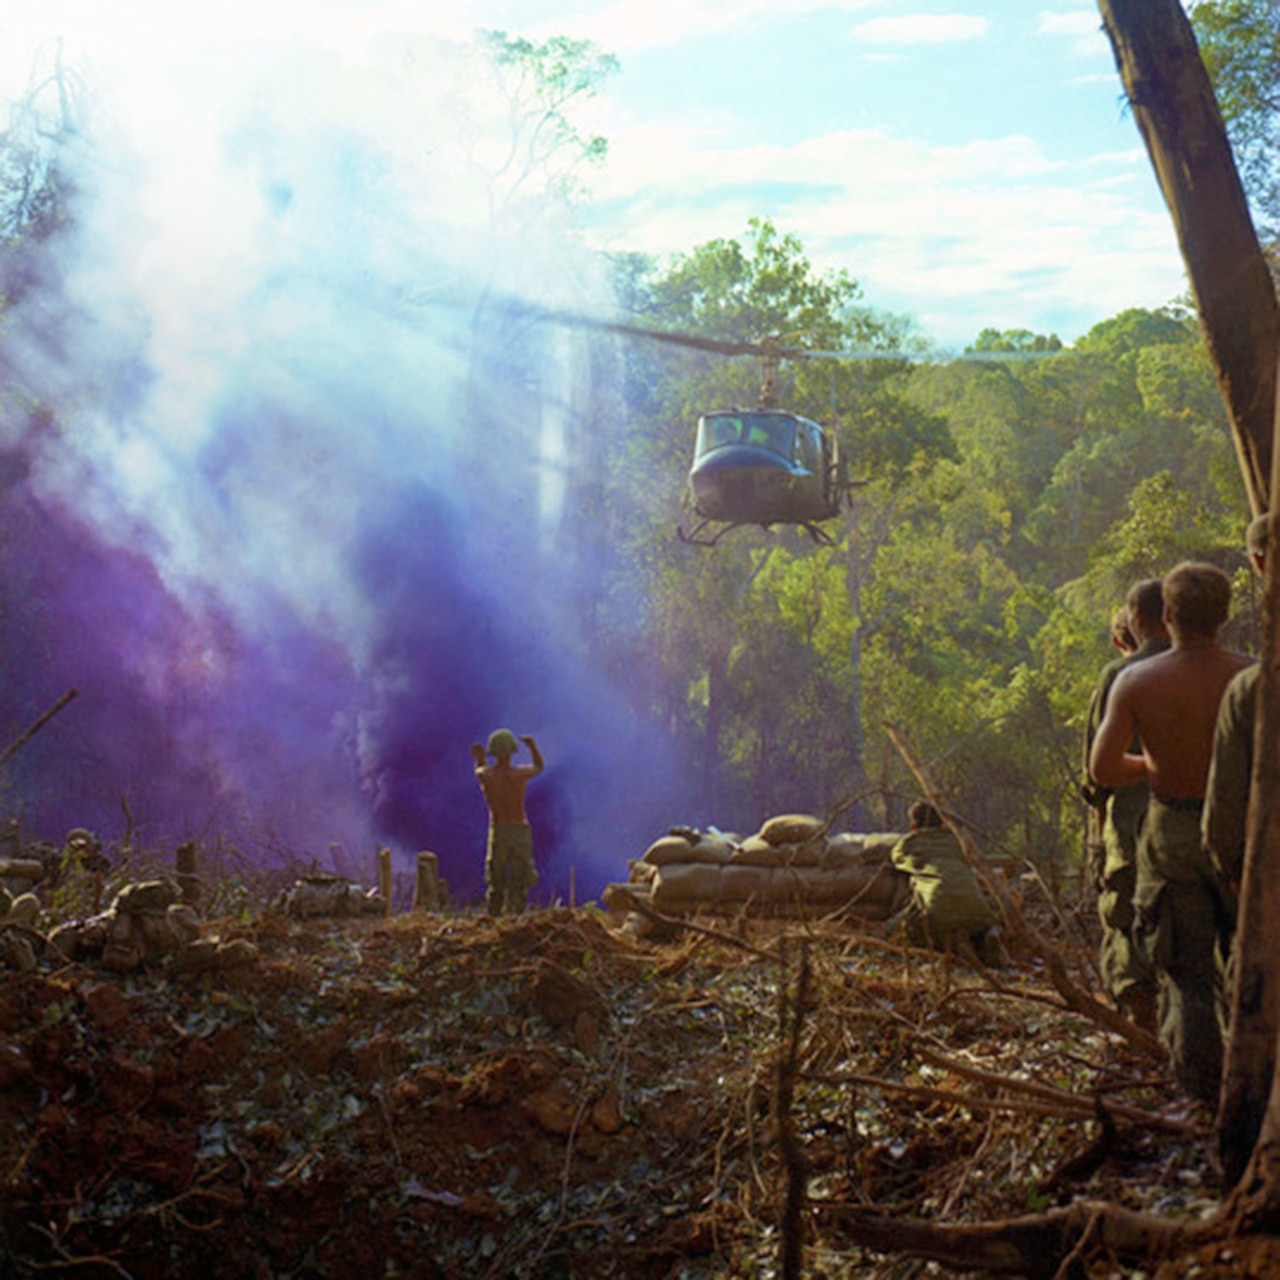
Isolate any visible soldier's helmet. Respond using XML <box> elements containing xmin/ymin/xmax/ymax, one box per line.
<box><xmin>486</xmin><ymin>729</ymin><xmax>519</xmax><ymax>759</ymax></box>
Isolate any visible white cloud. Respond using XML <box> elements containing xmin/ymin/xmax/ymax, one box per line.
<box><xmin>1038</xmin><ymin>10</ymin><xmax>1100</xmax><ymax>37</ymax></box>
<box><xmin>849</xmin><ymin>14</ymin><xmax>990</xmax><ymax>45</ymax></box>
<box><xmin>581</xmin><ymin>121</ymin><xmax>1183</xmax><ymax>345</ymax></box>
<box><xmin>1036</xmin><ymin>9</ymin><xmax>1107</xmax><ymax>56</ymax></box>
<box><xmin>2</xmin><ymin>0</ymin><xmax>1186</xmax><ymax>352</ymax></box>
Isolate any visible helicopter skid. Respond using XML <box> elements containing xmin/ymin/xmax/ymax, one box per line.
<box><xmin>676</xmin><ymin>517</ymin><xmax>837</xmax><ymax>548</ymax></box>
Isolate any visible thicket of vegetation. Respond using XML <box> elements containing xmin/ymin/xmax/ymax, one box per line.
<box><xmin>571</xmin><ymin>222</ymin><xmax>1256</xmax><ymax>869</ymax></box>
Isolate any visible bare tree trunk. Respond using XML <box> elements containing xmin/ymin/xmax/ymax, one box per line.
<box><xmin>1097</xmin><ymin>0</ymin><xmax>1278</xmax><ymax>516</ymax></box>
<box><xmin>706</xmin><ymin>642</ymin><xmax>728</xmax><ymax>818</ymax></box>
<box><xmin>1224</xmin><ymin>381</ymin><xmax>1280</xmax><ymax>1189</ymax></box>
<box><xmin>1095</xmin><ymin>0</ymin><xmax>1280</xmax><ymax>1192</ymax></box>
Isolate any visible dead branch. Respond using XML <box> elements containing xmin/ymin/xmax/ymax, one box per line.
<box><xmin>911</xmin><ymin>1044</ymin><xmax>1202</xmax><ymax>1136</ymax></box>
<box><xmin>818</xmin><ymin>1197</ymin><xmax>1204</xmax><ymax>1280</ymax></box>
<box><xmin>0</xmin><ymin>688</ymin><xmax>77</xmax><ymax>768</ymax></box>
<box><xmin>627</xmin><ymin>898</ymin><xmax>781</xmax><ymax>961</ymax></box>
<box><xmin>776</xmin><ymin>941</ymin><xmax>811</xmax><ymax>1280</ymax></box>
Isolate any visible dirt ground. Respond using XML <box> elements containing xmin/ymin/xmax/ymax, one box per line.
<box><xmin>1</xmin><ymin>868</ymin><xmax>1277</xmax><ymax>1280</ymax></box>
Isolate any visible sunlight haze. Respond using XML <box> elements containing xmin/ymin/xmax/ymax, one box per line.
<box><xmin>3</xmin><ymin>0</ymin><xmax>1187</xmax><ymax>347</ymax></box>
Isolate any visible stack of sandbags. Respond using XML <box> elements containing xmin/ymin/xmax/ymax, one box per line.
<box><xmin>0</xmin><ymin>888</ymin><xmax>44</xmax><ymax>972</ymax></box>
<box><xmin>280</xmin><ymin>875</ymin><xmax>385</xmax><ymax>919</ymax></box>
<box><xmin>608</xmin><ymin>815</ymin><xmax>910</xmax><ymax>920</ymax></box>
<box><xmin>45</xmin><ymin>878</ymin><xmax>261</xmax><ymax>978</ymax></box>
<box><xmin>47</xmin><ymin>879</ymin><xmax>203</xmax><ymax>971</ymax></box>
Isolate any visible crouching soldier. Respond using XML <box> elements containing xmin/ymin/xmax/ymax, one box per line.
<box><xmin>890</xmin><ymin>801</ymin><xmax>1000</xmax><ymax>962</ymax></box>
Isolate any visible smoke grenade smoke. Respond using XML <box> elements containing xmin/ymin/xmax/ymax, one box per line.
<box><xmin>0</xmin><ymin>27</ymin><xmax>689</xmax><ymax>901</ymax></box>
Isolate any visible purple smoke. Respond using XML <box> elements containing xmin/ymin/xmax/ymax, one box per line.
<box><xmin>0</xmin><ymin>35</ymin><xmax>693</xmax><ymax>902</ymax></box>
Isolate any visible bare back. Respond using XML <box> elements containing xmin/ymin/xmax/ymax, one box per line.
<box><xmin>1092</xmin><ymin>643</ymin><xmax>1255</xmax><ymax>799</ymax></box>
<box><xmin>477</xmin><ymin>762</ymin><xmax>540</xmax><ymax>825</ymax></box>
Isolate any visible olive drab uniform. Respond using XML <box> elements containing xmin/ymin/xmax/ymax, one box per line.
<box><xmin>1200</xmin><ymin>663</ymin><xmax>1257</xmax><ymax>1054</ymax></box>
<box><xmin>1081</xmin><ymin>640</ymin><xmax>1165</xmax><ymax>1016</ymax></box>
<box><xmin>485</xmin><ymin>824</ymin><xmax>538</xmax><ymax>916</ymax></box>
<box><xmin>890</xmin><ymin>826</ymin><xmax>996</xmax><ymax>954</ymax></box>
<box><xmin>1203</xmin><ymin>663</ymin><xmax>1259</xmax><ymax>895</ymax></box>
<box><xmin>1135</xmin><ymin>797</ymin><xmax>1233</xmax><ymax>1105</ymax></box>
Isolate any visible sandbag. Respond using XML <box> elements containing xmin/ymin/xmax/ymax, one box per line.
<box><xmin>825</xmin><ymin>832</ymin><xmax>866</xmax><ymax>858</ymax></box>
<box><xmin>759</xmin><ymin>814</ymin><xmax>826</xmax><ymax>846</ymax></box>
<box><xmin>688</xmin><ymin>835</ymin><xmax>735</xmax><ymax>863</ymax></box>
<box><xmin>731</xmin><ymin>837</ymin><xmax>824</xmax><ymax>868</ymax></box>
<box><xmin>858</xmin><ymin>833</ymin><xmax>905</xmax><ymax>859</ymax></box>
<box><xmin>720</xmin><ymin>864</ymin><xmax>773</xmax><ymax>902</ymax></box>
<box><xmin>763</xmin><ymin>866</ymin><xmax>811</xmax><ymax>904</ymax></box>
<box><xmin>641</xmin><ymin>835</ymin><xmax>699</xmax><ymax>867</ymax></box>
<box><xmin>733</xmin><ymin>834</ymin><xmax>775</xmax><ymax>860</ymax></box>
<box><xmin>651</xmin><ymin>862</ymin><xmax>722</xmax><ymax>909</ymax></box>
<box><xmin>628</xmin><ymin>860</ymin><xmax>658</xmax><ymax>886</ymax></box>
<box><xmin>602</xmin><ymin>882</ymin><xmax>650</xmax><ymax>913</ymax></box>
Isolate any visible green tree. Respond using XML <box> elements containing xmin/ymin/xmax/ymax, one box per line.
<box><xmin>474</xmin><ymin>31</ymin><xmax>618</xmax><ymax>213</ymax></box>
<box><xmin>967</xmin><ymin>327</ymin><xmax>1063</xmax><ymax>353</ymax></box>
<box><xmin>1190</xmin><ymin>0</ymin><xmax>1280</xmax><ymax>242</ymax></box>
<box><xmin>612</xmin><ymin>221</ymin><xmax>939</xmax><ymax>827</ymax></box>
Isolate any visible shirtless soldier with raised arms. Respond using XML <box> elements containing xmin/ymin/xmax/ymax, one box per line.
<box><xmin>1090</xmin><ymin>562</ymin><xmax>1253</xmax><ymax>1104</ymax></box>
<box><xmin>472</xmin><ymin>729</ymin><xmax>545</xmax><ymax>916</ymax></box>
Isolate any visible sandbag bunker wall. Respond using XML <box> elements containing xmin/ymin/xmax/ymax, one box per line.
<box><xmin>605</xmin><ymin>815</ymin><xmax>912</xmax><ymax>919</ymax></box>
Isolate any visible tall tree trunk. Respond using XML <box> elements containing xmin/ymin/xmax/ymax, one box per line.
<box><xmin>1097</xmin><ymin>0</ymin><xmax>1277</xmax><ymax>516</ymax></box>
<box><xmin>1225</xmin><ymin>387</ymin><xmax>1280</xmax><ymax>1190</ymax></box>
<box><xmin>844</xmin><ymin>499</ymin><xmax>871</xmax><ymax>825</ymax></box>
<box><xmin>706</xmin><ymin>642</ymin><xmax>728</xmax><ymax>818</ymax></box>
<box><xmin>1096</xmin><ymin>0</ymin><xmax>1280</xmax><ymax>1192</ymax></box>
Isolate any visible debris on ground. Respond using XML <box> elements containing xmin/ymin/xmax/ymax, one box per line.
<box><xmin>0</xmin><ymin>829</ymin><xmax>1264</xmax><ymax>1279</ymax></box>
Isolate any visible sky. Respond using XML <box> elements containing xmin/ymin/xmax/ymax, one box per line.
<box><xmin>0</xmin><ymin>0</ymin><xmax>1189</xmax><ymax>348</ymax></box>
<box><xmin>0</xmin><ymin>1</ymin><xmax>1195</xmax><ymax>894</ymax></box>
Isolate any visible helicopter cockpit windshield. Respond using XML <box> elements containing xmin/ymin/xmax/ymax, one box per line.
<box><xmin>695</xmin><ymin>412</ymin><xmax>795</xmax><ymax>461</ymax></box>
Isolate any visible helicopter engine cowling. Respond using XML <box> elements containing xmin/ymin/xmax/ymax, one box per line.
<box><xmin>689</xmin><ymin>446</ymin><xmax>805</xmax><ymax>525</ymax></box>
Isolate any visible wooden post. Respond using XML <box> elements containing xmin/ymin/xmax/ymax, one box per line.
<box><xmin>175</xmin><ymin>841</ymin><xmax>200</xmax><ymax>909</ymax></box>
<box><xmin>412</xmin><ymin>852</ymin><xmax>440</xmax><ymax>913</ymax></box>
<box><xmin>378</xmin><ymin>847</ymin><xmax>392</xmax><ymax>916</ymax></box>
<box><xmin>570</xmin><ymin>865</ymin><xmax>576</xmax><ymax>909</ymax></box>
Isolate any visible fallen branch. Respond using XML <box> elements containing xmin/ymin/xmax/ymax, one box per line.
<box><xmin>817</xmin><ymin>1197</ymin><xmax>1204</xmax><ymax>1280</ymax></box>
<box><xmin>776</xmin><ymin>942</ymin><xmax>811</xmax><ymax>1280</ymax></box>
<box><xmin>910</xmin><ymin>1043</ymin><xmax>1203</xmax><ymax>1135</ymax></box>
<box><xmin>0</xmin><ymin>689</ymin><xmax>77</xmax><ymax>768</ymax></box>
<box><xmin>627</xmin><ymin>898</ymin><xmax>780</xmax><ymax>961</ymax></box>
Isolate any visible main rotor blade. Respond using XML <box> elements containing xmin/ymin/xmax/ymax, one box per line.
<box><xmin>536</xmin><ymin>310</ymin><xmax>767</xmax><ymax>358</ymax></box>
<box><xmin>425</xmin><ymin>290</ymin><xmax>1063</xmax><ymax>365</ymax></box>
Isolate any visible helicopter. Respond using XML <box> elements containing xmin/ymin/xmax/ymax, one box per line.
<box><xmin>671</xmin><ymin>337</ymin><xmax>852</xmax><ymax>547</ymax></box>
<box><xmin>534</xmin><ymin>313</ymin><xmax>871</xmax><ymax>547</ymax></box>
<box><xmin>473</xmin><ymin>297</ymin><xmax>1053</xmax><ymax>548</ymax></box>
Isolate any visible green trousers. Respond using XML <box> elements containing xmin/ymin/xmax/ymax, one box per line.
<box><xmin>486</xmin><ymin>823</ymin><xmax>537</xmax><ymax>915</ymax></box>
<box><xmin>1134</xmin><ymin>799</ymin><xmax>1231</xmax><ymax>1106</ymax></box>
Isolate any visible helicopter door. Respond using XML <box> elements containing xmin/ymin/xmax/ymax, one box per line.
<box><xmin>795</xmin><ymin>422</ymin><xmax>821</xmax><ymax>475</ymax></box>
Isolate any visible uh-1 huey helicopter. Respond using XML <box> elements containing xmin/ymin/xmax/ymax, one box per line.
<box><xmin>537</xmin><ymin>310</ymin><xmax>872</xmax><ymax>547</ymax></box>
<box><xmin>669</xmin><ymin>334</ymin><xmax>851</xmax><ymax>548</ymax></box>
<box><xmin>576</xmin><ymin>319</ymin><xmax>1056</xmax><ymax>547</ymax></box>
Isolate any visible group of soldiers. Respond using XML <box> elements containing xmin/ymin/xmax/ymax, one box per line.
<box><xmin>1082</xmin><ymin>516</ymin><xmax>1268</xmax><ymax>1105</ymax></box>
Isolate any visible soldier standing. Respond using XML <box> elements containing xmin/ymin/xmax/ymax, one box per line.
<box><xmin>1091</xmin><ymin>562</ymin><xmax>1253</xmax><ymax>1104</ymax></box>
<box><xmin>1080</xmin><ymin>579</ymin><xmax>1168</xmax><ymax>1035</ymax></box>
<box><xmin>472</xmin><ymin>729</ymin><xmax>544</xmax><ymax>916</ymax></box>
